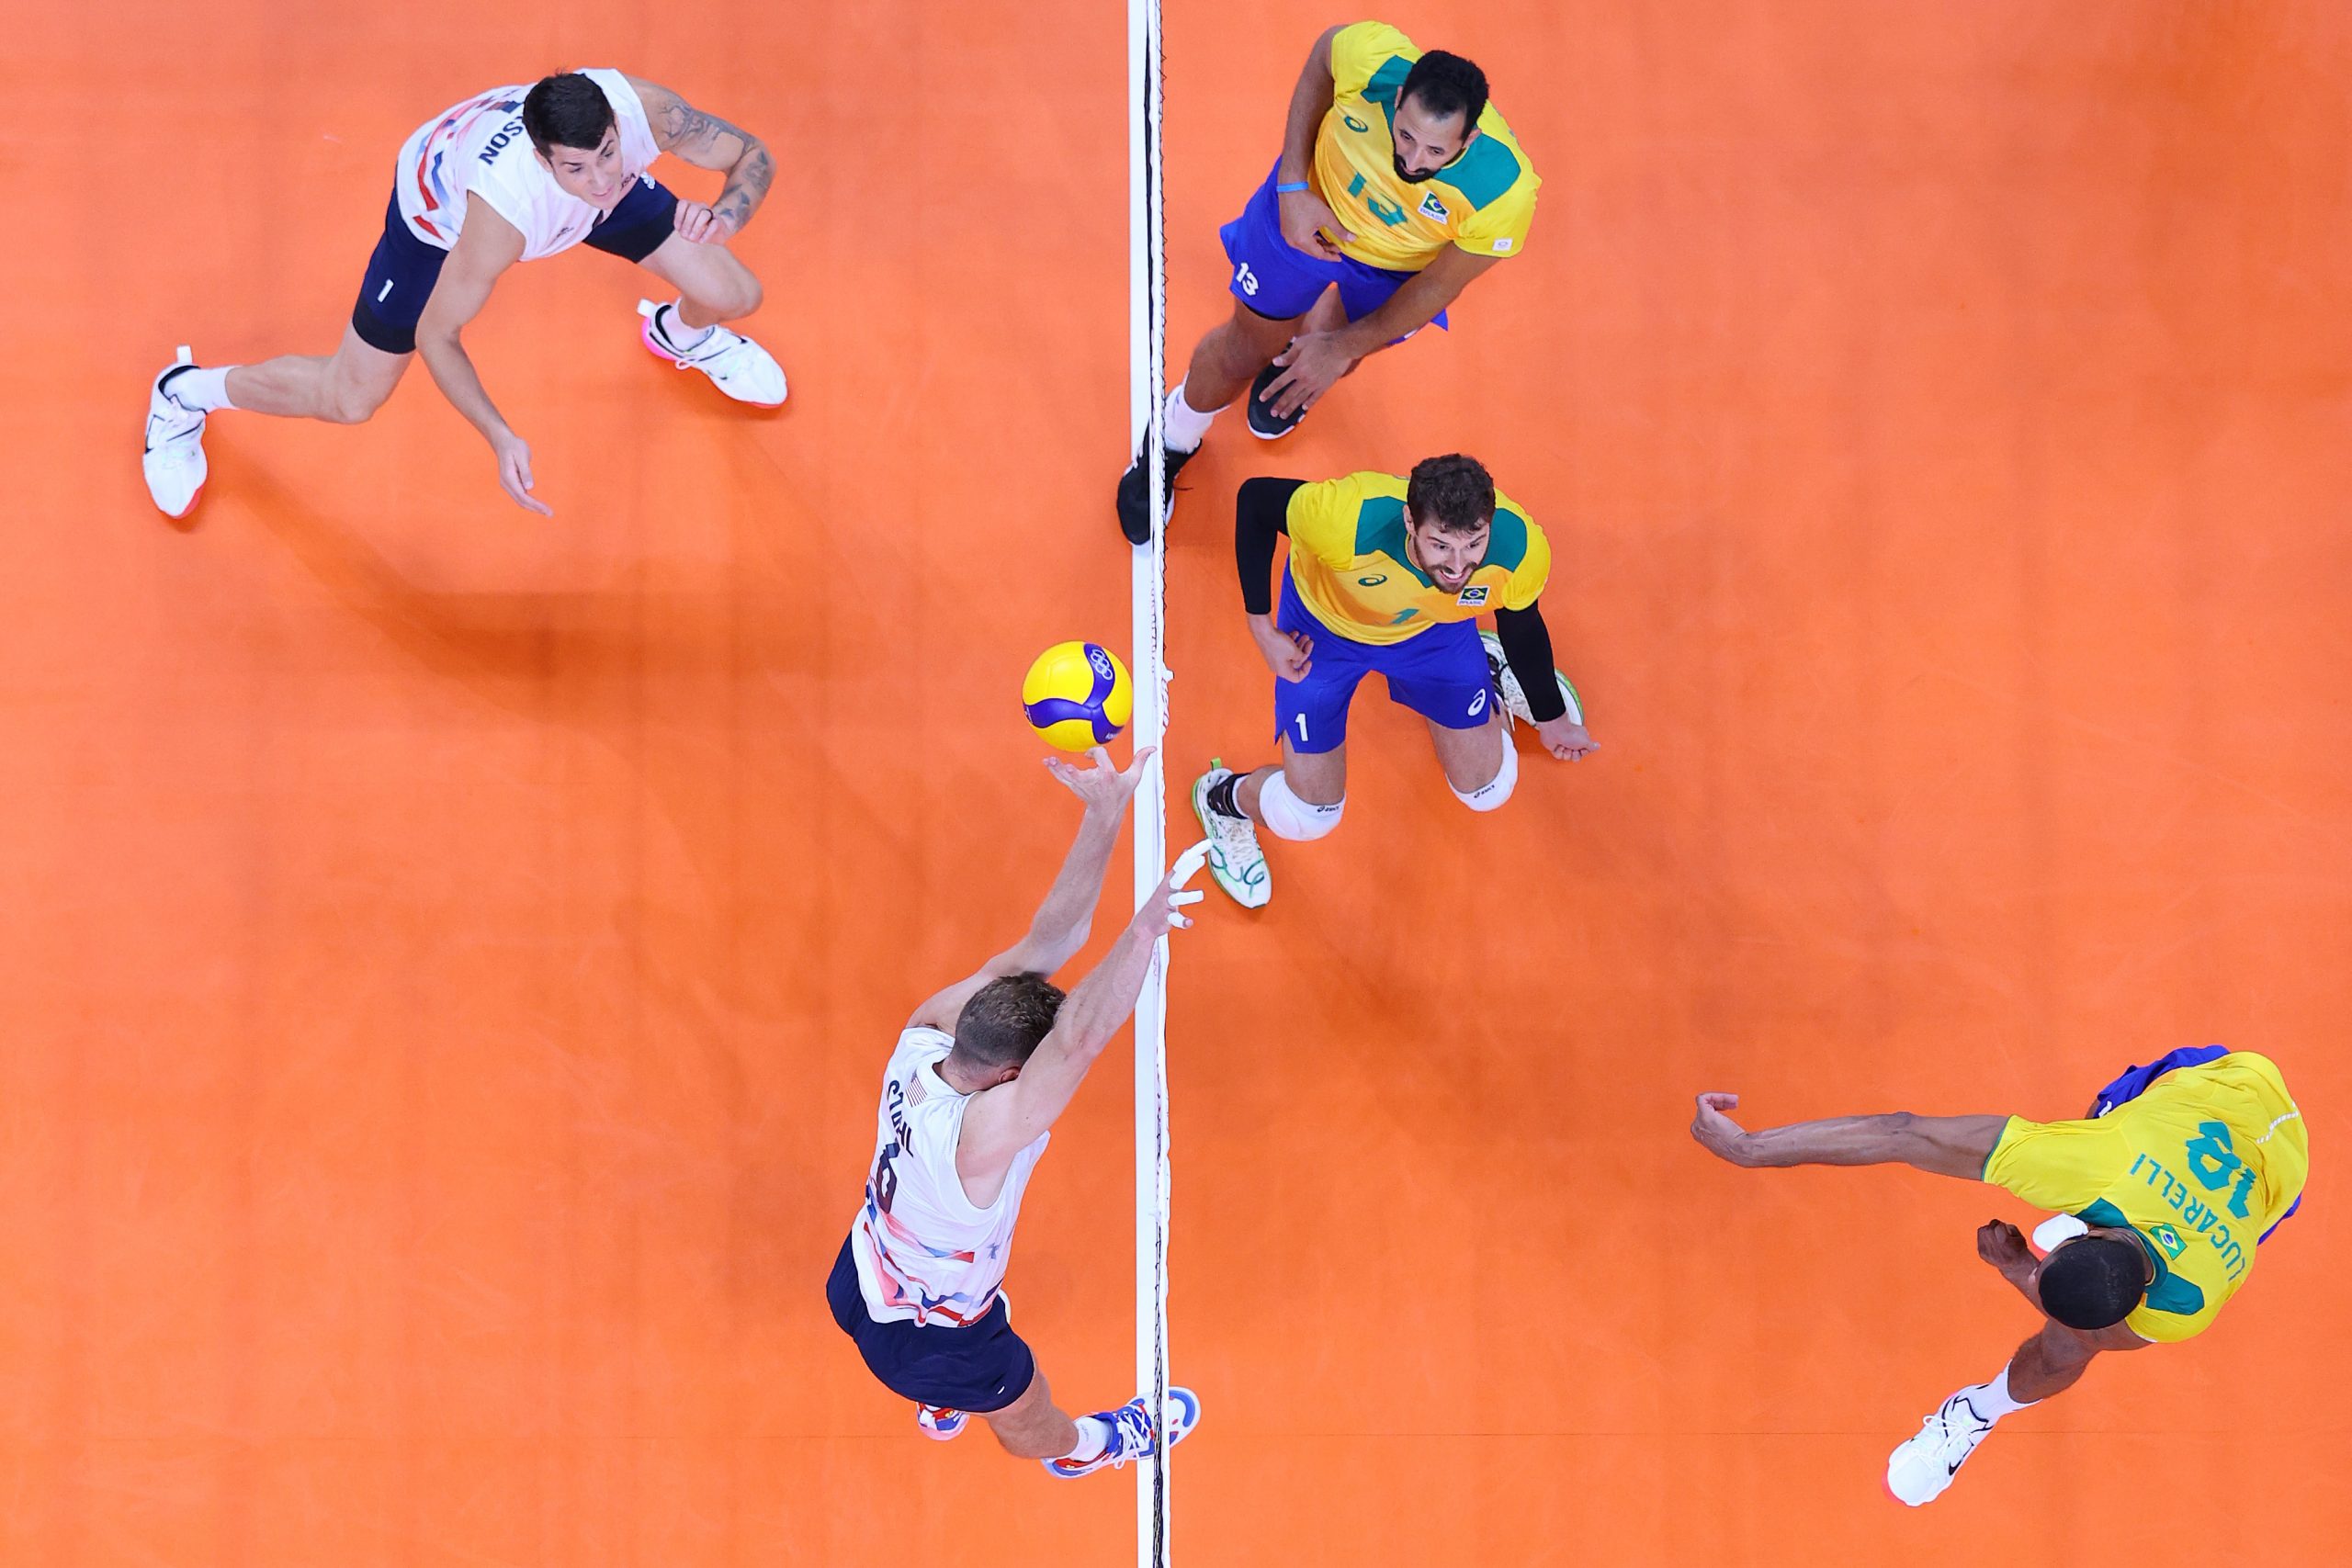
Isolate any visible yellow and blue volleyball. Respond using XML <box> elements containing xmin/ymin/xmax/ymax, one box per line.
<box><xmin>1022</xmin><ymin>641</ymin><xmax>1133</xmax><ymax>751</ymax></box>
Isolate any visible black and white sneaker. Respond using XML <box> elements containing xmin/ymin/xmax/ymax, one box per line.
<box><xmin>1114</xmin><ymin>442</ymin><xmax>1198</xmax><ymax>545</ymax></box>
<box><xmin>1885</xmin><ymin>1388</ymin><xmax>1999</xmax><ymax>1506</ymax></box>
<box><xmin>142</xmin><ymin>347</ymin><xmax>209</xmax><ymax>519</ymax></box>
<box><xmin>1245</xmin><ymin>361</ymin><xmax>1307</xmax><ymax>440</ymax></box>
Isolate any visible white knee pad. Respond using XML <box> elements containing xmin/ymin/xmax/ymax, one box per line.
<box><xmin>1451</xmin><ymin>735</ymin><xmax>1520</xmax><ymax>812</ymax></box>
<box><xmin>1257</xmin><ymin>772</ymin><xmax>1345</xmax><ymax>841</ymax></box>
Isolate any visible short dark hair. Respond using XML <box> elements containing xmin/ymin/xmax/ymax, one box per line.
<box><xmin>1406</xmin><ymin>454</ymin><xmax>1496</xmax><ymax>535</ymax></box>
<box><xmin>951</xmin><ymin>974</ymin><xmax>1067</xmax><ymax>1069</ymax></box>
<box><xmin>522</xmin><ymin>73</ymin><xmax>617</xmax><ymax>156</ymax></box>
<box><xmin>1399</xmin><ymin>51</ymin><xmax>1489</xmax><ymax>134</ymax></box>
<box><xmin>2039</xmin><ymin>1236</ymin><xmax>2146</xmax><ymax>1330</ymax></box>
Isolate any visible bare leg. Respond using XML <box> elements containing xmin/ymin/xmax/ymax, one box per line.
<box><xmin>979</xmin><ymin>1368</ymin><xmax>1080</xmax><ymax>1461</ymax></box>
<box><xmin>1295</xmin><ymin>288</ymin><xmax>1372</xmax><ymax>380</ymax></box>
<box><xmin>1235</xmin><ymin>736</ymin><xmax>1348</xmax><ymax>819</ymax></box>
<box><xmin>2005</xmin><ymin>1319</ymin><xmax>2102</xmax><ymax>1404</ymax></box>
<box><xmin>1426</xmin><ymin>712</ymin><xmax>1509</xmax><ymax>793</ymax></box>
<box><xmin>1179</xmin><ymin>295</ymin><xmax>1309</xmax><ymax>412</ymax></box>
<box><xmin>220</xmin><ymin>325</ymin><xmax>411</xmax><ymax>424</ymax></box>
<box><xmin>636</xmin><ymin>233</ymin><xmax>763</xmax><ymax>333</ymax></box>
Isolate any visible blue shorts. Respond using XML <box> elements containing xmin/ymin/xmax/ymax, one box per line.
<box><xmin>825</xmin><ymin>1235</ymin><xmax>1036</xmax><ymax>1413</ymax></box>
<box><xmin>350</xmin><ymin>176</ymin><xmax>681</xmax><ymax>355</ymax></box>
<box><xmin>1274</xmin><ymin>568</ymin><xmax>1492</xmax><ymax>754</ymax></box>
<box><xmin>2093</xmin><ymin>1044</ymin><xmax>2301</xmax><ymax>1243</ymax></box>
<box><xmin>1219</xmin><ymin>160</ymin><xmax>1449</xmax><ymax>331</ymax></box>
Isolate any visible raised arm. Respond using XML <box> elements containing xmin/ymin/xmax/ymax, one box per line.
<box><xmin>625</xmin><ymin>76</ymin><xmax>775</xmax><ymax>238</ymax></box>
<box><xmin>1690</xmin><ymin>1092</ymin><xmax>2008</xmax><ymax>1179</ymax></box>
<box><xmin>906</xmin><ymin>749</ymin><xmax>1152</xmax><ymax>1033</ymax></box>
<box><xmin>413</xmin><ymin>198</ymin><xmax>545</xmax><ymax>513</ymax></box>
<box><xmin>957</xmin><ymin>844</ymin><xmax>1210</xmax><ymax>1183</ymax></box>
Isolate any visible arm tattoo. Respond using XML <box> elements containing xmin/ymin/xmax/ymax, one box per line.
<box><xmin>660</xmin><ymin>97</ymin><xmax>753</xmax><ymax>163</ymax></box>
<box><xmin>655</xmin><ymin>93</ymin><xmax>773</xmax><ymax>230</ymax></box>
<box><xmin>715</xmin><ymin>145</ymin><xmax>775</xmax><ymax>231</ymax></box>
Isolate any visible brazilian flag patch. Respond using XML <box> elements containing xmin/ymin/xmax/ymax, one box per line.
<box><xmin>2149</xmin><ymin>1222</ymin><xmax>2189</xmax><ymax>1261</ymax></box>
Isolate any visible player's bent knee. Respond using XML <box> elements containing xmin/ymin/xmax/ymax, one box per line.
<box><xmin>1257</xmin><ymin>772</ymin><xmax>1344</xmax><ymax>841</ymax></box>
<box><xmin>321</xmin><ymin>389</ymin><xmax>387</xmax><ymax>426</ymax></box>
<box><xmin>1450</xmin><ymin>735</ymin><xmax>1519</xmax><ymax>813</ymax></box>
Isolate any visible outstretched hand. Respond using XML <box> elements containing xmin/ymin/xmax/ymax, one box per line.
<box><xmin>1133</xmin><ymin>840</ymin><xmax>1212</xmax><ymax>937</ymax></box>
<box><xmin>1690</xmin><ymin>1092</ymin><xmax>1757</xmax><ymax>1167</ymax></box>
<box><xmin>1045</xmin><ymin>745</ymin><xmax>1155</xmax><ymax>813</ymax></box>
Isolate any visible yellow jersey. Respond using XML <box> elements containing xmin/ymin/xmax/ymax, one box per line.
<box><xmin>1313</xmin><ymin>21</ymin><xmax>1543</xmax><ymax>273</ymax></box>
<box><xmin>1286</xmin><ymin>471</ymin><xmax>1551</xmax><ymax>646</ymax></box>
<box><xmin>1983</xmin><ymin>1052</ymin><xmax>2308</xmax><ymax>1343</ymax></box>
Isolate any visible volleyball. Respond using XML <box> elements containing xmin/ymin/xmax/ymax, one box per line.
<box><xmin>1022</xmin><ymin>641</ymin><xmax>1133</xmax><ymax>751</ymax></box>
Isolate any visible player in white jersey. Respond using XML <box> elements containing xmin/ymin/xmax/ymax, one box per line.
<box><xmin>141</xmin><ymin>70</ymin><xmax>786</xmax><ymax>520</ymax></box>
<box><xmin>826</xmin><ymin>747</ymin><xmax>1214</xmax><ymax>1476</ymax></box>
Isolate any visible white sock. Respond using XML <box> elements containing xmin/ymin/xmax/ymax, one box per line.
<box><xmin>1162</xmin><ymin>381</ymin><xmax>1221</xmax><ymax>454</ymax></box>
<box><xmin>658</xmin><ymin>303</ymin><xmax>716</xmax><ymax>353</ymax></box>
<box><xmin>1966</xmin><ymin>1364</ymin><xmax>2036</xmax><ymax>1421</ymax></box>
<box><xmin>167</xmin><ymin>365</ymin><xmax>236</xmax><ymax>412</ymax></box>
<box><xmin>1061</xmin><ymin>1415</ymin><xmax>1112</xmax><ymax>1462</ymax></box>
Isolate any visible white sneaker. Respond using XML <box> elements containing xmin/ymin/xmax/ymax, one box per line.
<box><xmin>1885</xmin><ymin>1388</ymin><xmax>1998</xmax><ymax>1506</ymax></box>
<box><xmin>1192</xmin><ymin>763</ymin><xmax>1271</xmax><ymax>908</ymax></box>
<box><xmin>1479</xmin><ymin>629</ymin><xmax>1583</xmax><ymax>729</ymax></box>
<box><xmin>638</xmin><ymin>300</ymin><xmax>786</xmax><ymax>406</ymax></box>
<box><xmin>142</xmin><ymin>346</ymin><xmax>209</xmax><ymax>518</ymax></box>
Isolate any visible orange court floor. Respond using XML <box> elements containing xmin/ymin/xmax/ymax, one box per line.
<box><xmin>5</xmin><ymin>2</ymin><xmax>2350</xmax><ymax>1564</ymax></box>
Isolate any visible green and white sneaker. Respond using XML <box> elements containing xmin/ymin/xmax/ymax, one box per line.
<box><xmin>1192</xmin><ymin>762</ymin><xmax>1271</xmax><ymax>908</ymax></box>
<box><xmin>1480</xmin><ymin>629</ymin><xmax>1584</xmax><ymax>730</ymax></box>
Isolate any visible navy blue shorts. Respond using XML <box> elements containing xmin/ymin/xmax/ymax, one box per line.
<box><xmin>825</xmin><ymin>1235</ymin><xmax>1035</xmax><ymax>1413</ymax></box>
<box><xmin>350</xmin><ymin>176</ymin><xmax>682</xmax><ymax>355</ymax></box>
<box><xmin>2093</xmin><ymin>1044</ymin><xmax>2301</xmax><ymax>1242</ymax></box>
<box><xmin>1273</xmin><ymin>568</ymin><xmax>1492</xmax><ymax>754</ymax></box>
<box><xmin>1219</xmin><ymin>160</ymin><xmax>1450</xmax><ymax>331</ymax></box>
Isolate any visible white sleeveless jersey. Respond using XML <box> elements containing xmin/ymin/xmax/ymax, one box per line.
<box><xmin>391</xmin><ymin>68</ymin><xmax>661</xmax><ymax>260</ymax></box>
<box><xmin>850</xmin><ymin>1028</ymin><xmax>1049</xmax><ymax>1327</ymax></box>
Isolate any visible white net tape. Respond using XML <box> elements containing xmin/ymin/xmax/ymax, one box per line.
<box><xmin>1126</xmin><ymin>0</ymin><xmax>1172</xmax><ymax>1562</ymax></box>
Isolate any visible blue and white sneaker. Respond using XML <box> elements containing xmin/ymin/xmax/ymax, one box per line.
<box><xmin>915</xmin><ymin>1403</ymin><xmax>967</xmax><ymax>1441</ymax></box>
<box><xmin>1042</xmin><ymin>1387</ymin><xmax>1201</xmax><ymax>1478</ymax></box>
